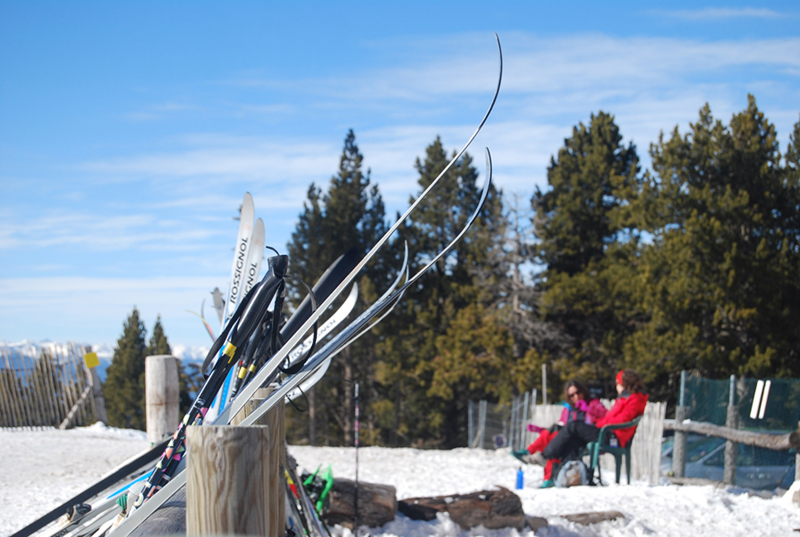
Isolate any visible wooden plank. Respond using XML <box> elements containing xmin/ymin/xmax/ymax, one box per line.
<box><xmin>664</xmin><ymin>419</ymin><xmax>800</xmax><ymax>450</ymax></box>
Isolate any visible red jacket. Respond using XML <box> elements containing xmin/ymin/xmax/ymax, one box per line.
<box><xmin>595</xmin><ymin>392</ymin><xmax>648</xmax><ymax>447</ymax></box>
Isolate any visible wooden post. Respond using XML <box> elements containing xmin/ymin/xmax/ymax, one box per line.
<box><xmin>723</xmin><ymin>375</ymin><xmax>738</xmax><ymax>485</ymax></box>
<box><xmin>542</xmin><ymin>364</ymin><xmax>547</xmax><ymax>406</ymax></box>
<box><xmin>796</xmin><ymin>421</ymin><xmax>800</xmax><ymax>483</ymax></box>
<box><xmin>672</xmin><ymin>406</ymin><xmax>688</xmax><ymax>477</ymax></box>
<box><xmin>672</xmin><ymin>371</ymin><xmax>688</xmax><ymax>478</ymax></box>
<box><xmin>468</xmin><ymin>400</ymin><xmax>474</xmax><ymax>448</ymax></box>
<box><xmin>230</xmin><ymin>385</ymin><xmax>285</xmax><ymax>537</ymax></box>
<box><xmin>83</xmin><ymin>351</ymin><xmax>108</xmax><ymax>425</ymax></box>
<box><xmin>186</xmin><ymin>425</ymin><xmax>271</xmax><ymax>536</ymax></box>
<box><xmin>145</xmin><ymin>355</ymin><xmax>180</xmax><ymax>444</ymax></box>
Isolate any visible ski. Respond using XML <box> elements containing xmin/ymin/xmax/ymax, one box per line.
<box><xmin>224</xmin><ymin>216</ymin><xmax>266</xmax><ymax>406</ymax></box>
<box><xmin>286</xmin><ymin>283</ymin><xmax>358</xmax><ymax>366</ymax></box>
<box><xmin>211</xmin><ymin>287</ymin><xmax>224</xmax><ymax>325</ymax></box>
<box><xmin>206</xmin><ymin>193</ymin><xmax>257</xmax><ymax>422</ymax></box>
<box><xmin>41</xmin><ymin>504</ymin><xmax>91</xmax><ymax>537</ymax></box>
<box><xmin>223</xmin><ymin>192</ymin><xmax>256</xmax><ymax>328</ymax></box>
<box><xmin>126</xmin><ymin>242</ymin><xmax>359</xmax><ymax>518</ymax></box>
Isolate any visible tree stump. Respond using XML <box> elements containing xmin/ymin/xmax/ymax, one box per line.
<box><xmin>323</xmin><ymin>478</ymin><xmax>397</xmax><ymax>530</ymax></box>
<box><xmin>399</xmin><ymin>487</ymin><xmax>526</xmax><ymax>531</ymax></box>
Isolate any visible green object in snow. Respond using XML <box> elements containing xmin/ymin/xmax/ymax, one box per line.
<box><xmin>316</xmin><ymin>465</ymin><xmax>334</xmax><ymax>515</ymax></box>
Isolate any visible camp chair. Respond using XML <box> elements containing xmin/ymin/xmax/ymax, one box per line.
<box><xmin>586</xmin><ymin>416</ymin><xmax>642</xmax><ymax>485</ymax></box>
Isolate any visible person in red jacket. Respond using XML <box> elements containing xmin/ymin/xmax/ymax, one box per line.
<box><xmin>541</xmin><ymin>369</ymin><xmax>648</xmax><ymax>464</ymax></box>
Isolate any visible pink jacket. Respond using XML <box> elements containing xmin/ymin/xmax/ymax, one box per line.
<box><xmin>558</xmin><ymin>398</ymin><xmax>607</xmax><ymax>426</ymax></box>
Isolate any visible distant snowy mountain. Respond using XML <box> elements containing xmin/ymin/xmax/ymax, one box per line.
<box><xmin>0</xmin><ymin>339</ymin><xmax>208</xmax><ymax>382</ymax></box>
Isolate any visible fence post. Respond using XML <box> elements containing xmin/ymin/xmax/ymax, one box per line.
<box><xmin>83</xmin><ymin>352</ymin><xmax>108</xmax><ymax>425</ymax></box>
<box><xmin>723</xmin><ymin>374</ymin><xmax>738</xmax><ymax>485</ymax></box>
<box><xmin>145</xmin><ymin>355</ymin><xmax>180</xmax><ymax>444</ymax></box>
<box><xmin>672</xmin><ymin>370</ymin><xmax>687</xmax><ymax>477</ymax></box>
<box><xmin>510</xmin><ymin>396</ymin><xmax>517</xmax><ymax>450</ymax></box>
<box><xmin>479</xmin><ymin>400</ymin><xmax>487</xmax><ymax>449</ymax></box>
<box><xmin>542</xmin><ymin>364</ymin><xmax>548</xmax><ymax>405</ymax></box>
<box><xmin>521</xmin><ymin>391</ymin><xmax>530</xmax><ymax>451</ymax></box>
<box><xmin>468</xmin><ymin>400</ymin><xmax>474</xmax><ymax>449</ymax></box>
<box><xmin>796</xmin><ymin>421</ymin><xmax>800</xmax><ymax>484</ymax></box>
<box><xmin>186</xmin><ymin>425</ymin><xmax>271</xmax><ymax>535</ymax></box>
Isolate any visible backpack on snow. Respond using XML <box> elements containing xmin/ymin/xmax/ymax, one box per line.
<box><xmin>555</xmin><ymin>459</ymin><xmax>589</xmax><ymax>488</ymax></box>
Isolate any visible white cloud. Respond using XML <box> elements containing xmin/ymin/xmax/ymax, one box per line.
<box><xmin>0</xmin><ymin>276</ymin><xmax>223</xmax><ymax>347</ymax></box>
<box><xmin>652</xmin><ymin>8</ymin><xmax>786</xmax><ymax>20</ymax></box>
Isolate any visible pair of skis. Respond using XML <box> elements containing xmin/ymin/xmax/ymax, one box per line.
<box><xmin>112</xmin><ymin>33</ymin><xmax>502</xmax><ymax>537</ymax></box>
<box><xmin>206</xmin><ymin>192</ymin><xmax>266</xmax><ymax>421</ymax></box>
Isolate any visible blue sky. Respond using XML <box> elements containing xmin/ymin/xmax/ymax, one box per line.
<box><xmin>1</xmin><ymin>1</ymin><xmax>799</xmax><ymax>355</ymax></box>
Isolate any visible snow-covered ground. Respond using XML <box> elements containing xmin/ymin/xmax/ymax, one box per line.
<box><xmin>2</xmin><ymin>425</ymin><xmax>799</xmax><ymax>537</ymax></box>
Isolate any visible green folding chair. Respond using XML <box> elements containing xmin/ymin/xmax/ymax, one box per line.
<box><xmin>586</xmin><ymin>416</ymin><xmax>642</xmax><ymax>485</ymax></box>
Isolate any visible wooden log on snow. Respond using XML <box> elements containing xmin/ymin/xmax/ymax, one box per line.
<box><xmin>562</xmin><ymin>511</ymin><xmax>625</xmax><ymax>525</ymax></box>
<box><xmin>664</xmin><ymin>419</ymin><xmax>800</xmax><ymax>450</ymax></box>
<box><xmin>323</xmin><ymin>478</ymin><xmax>397</xmax><ymax>530</ymax></box>
<box><xmin>399</xmin><ymin>487</ymin><xmax>526</xmax><ymax>531</ymax></box>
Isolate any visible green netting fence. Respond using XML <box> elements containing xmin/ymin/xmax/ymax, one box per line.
<box><xmin>681</xmin><ymin>373</ymin><xmax>800</xmax><ymax>432</ymax></box>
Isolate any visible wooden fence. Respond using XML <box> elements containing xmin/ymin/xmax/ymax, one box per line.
<box><xmin>0</xmin><ymin>342</ymin><xmax>97</xmax><ymax>429</ymax></box>
<box><xmin>528</xmin><ymin>401</ymin><xmax>667</xmax><ymax>484</ymax></box>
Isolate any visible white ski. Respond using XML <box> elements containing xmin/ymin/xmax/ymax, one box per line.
<box><xmin>222</xmin><ymin>192</ymin><xmax>255</xmax><ymax>328</ymax></box>
<box><xmin>206</xmin><ymin>193</ymin><xmax>256</xmax><ymax>421</ymax></box>
<box><xmin>224</xmin><ymin>217</ymin><xmax>266</xmax><ymax>407</ymax></box>
<box><xmin>243</xmin><ymin>217</ymin><xmax>265</xmax><ymax>296</ymax></box>
<box><xmin>286</xmin><ymin>283</ymin><xmax>358</xmax><ymax>365</ymax></box>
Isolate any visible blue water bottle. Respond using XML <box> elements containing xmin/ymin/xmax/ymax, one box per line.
<box><xmin>516</xmin><ymin>467</ymin><xmax>524</xmax><ymax>489</ymax></box>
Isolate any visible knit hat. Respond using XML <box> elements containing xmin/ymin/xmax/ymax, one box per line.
<box><xmin>615</xmin><ymin>370</ymin><xmax>625</xmax><ymax>386</ymax></box>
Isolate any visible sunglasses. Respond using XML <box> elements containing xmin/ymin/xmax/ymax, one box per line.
<box><xmin>568</xmin><ymin>391</ymin><xmax>579</xmax><ymax>398</ymax></box>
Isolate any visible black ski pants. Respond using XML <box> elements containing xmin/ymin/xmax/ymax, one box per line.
<box><xmin>542</xmin><ymin>420</ymin><xmax>600</xmax><ymax>462</ymax></box>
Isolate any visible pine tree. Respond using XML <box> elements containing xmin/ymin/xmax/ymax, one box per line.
<box><xmin>104</xmin><ymin>307</ymin><xmax>148</xmax><ymax>430</ymax></box>
<box><xmin>146</xmin><ymin>315</ymin><xmax>171</xmax><ymax>356</ymax></box>
<box><xmin>628</xmin><ymin>97</ymin><xmax>800</xmax><ymax>391</ymax></box>
<box><xmin>531</xmin><ymin>111</ymin><xmax>642</xmax><ymax>393</ymax></box>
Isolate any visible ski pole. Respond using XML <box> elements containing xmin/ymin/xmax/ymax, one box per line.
<box><xmin>354</xmin><ymin>381</ymin><xmax>360</xmax><ymax>536</ymax></box>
